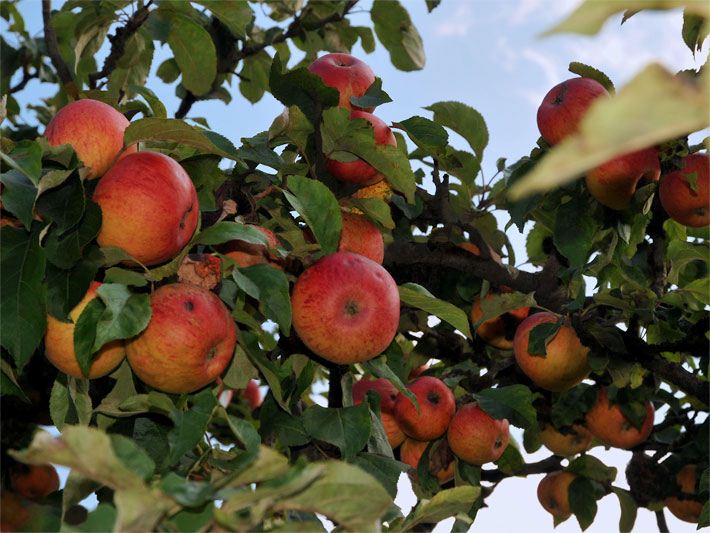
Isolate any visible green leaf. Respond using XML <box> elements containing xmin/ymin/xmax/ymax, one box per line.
<box><xmin>494</xmin><ymin>439</ymin><xmax>525</xmax><ymax>475</ymax></box>
<box><xmin>234</xmin><ymin>264</ymin><xmax>291</xmax><ymax>335</ymax></box>
<box><xmin>240</xmin><ymin>331</ymin><xmax>289</xmax><ymax>412</ymax></box>
<box><xmin>73</xmin><ymin>298</ymin><xmax>105</xmax><ymax>377</ymax></box>
<box><xmin>395</xmin><ymin>116</ymin><xmax>448</xmax><ymax>158</ymax></box>
<box><xmin>259</xmin><ymin>395</ymin><xmax>310</xmax><ymax>446</ymax></box>
<box><xmin>0</xmin><ymin>359</ymin><xmax>29</xmax><ymax>401</ymax></box>
<box><xmin>425</xmin><ymin>101</ymin><xmax>488</xmax><ymax>161</ymax></box>
<box><xmin>476</xmin><ymin>385</ymin><xmax>536</xmax><ymax>429</ymax></box>
<box><xmin>166</xmin><ymin>14</ymin><xmax>217</xmax><ymax>96</ymax></box>
<box><xmin>371</xmin><ymin>0</ymin><xmax>425</xmax><ymax>72</ymax></box>
<box><xmin>362</xmin><ymin>357</ymin><xmax>418</xmax><ymax>409</ymax></box>
<box><xmin>124</xmin><ymin>118</ymin><xmax>240</xmax><ymax>160</ymax></box>
<box><xmin>399</xmin><ymin>283</ymin><xmax>472</xmax><ymax>339</ymax></box>
<box><xmin>401</xmin><ymin>486</ymin><xmax>481</xmax><ymax>531</ymax></box>
<box><xmin>612</xmin><ymin>487</ymin><xmax>638</xmax><ymax>532</ymax></box>
<box><xmin>476</xmin><ymin>291</ymin><xmax>537</xmax><ymax>324</ymax></box>
<box><xmin>156</xmin><ymin>58</ymin><xmax>180</xmax><ymax>83</ymax></box>
<box><xmin>0</xmin><ymin>170</ymin><xmax>37</xmax><ymax>229</ymax></box>
<box><xmin>568</xmin><ymin>476</ymin><xmax>598</xmax><ymax>531</ymax></box>
<box><xmin>350</xmin><ymin>77</ymin><xmax>393</xmax><ymax>109</ymax></box>
<box><xmin>68</xmin><ymin>376</ymin><xmax>92</xmax><ymax>426</ymax></box>
<box><xmin>1</xmin><ymin>139</ymin><xmax>42</xmax><ymax>183</ymax></box>
<box><xmin>43</xmin><ymin>199</ymin><xmax>102</xmax><ymax>269</ymax></box>
<box><xmin>0</xmin><ymin>225</ymin><xmax>46</xmax><ymax>368</ymax></box>
<box><xmin>239</xmin><ymin>50</ymin><xmax>272</xmax><ymax>104</ymax></box>
<box><xmin>218</xmin><ymin>406</ymin><xmax>261</xmax><ymax>453</ymax></box>
<box><xmin>160</xmin><ymin>472</ymin><xmax>213</xmax><ymax>507</ymax></box>
<box><xmin>700</xmin><ymin>501</ymin><xmax>709</xmax><ymax>528</ymax></box>
<box><xmin>509</xmin><ymin>64</ymin><xmax>708</xmax><ymax>199</ymax></box>
<box><xmin>527</xmin><ymin>321</ymin><xmax>563</xmax><ymax>356</ymax></box>
<box><xmin>550</xmin><ymin>384</ymin><xmax>597</xmax><ymax>427</ymax></box>
<box><xmin>349</xmin><ymin>198</ymin><xmax>395</xmax><ymax>229</ymax></box>
<box><xmin>567</xmin><ymin>455</ymin><xmax>617</xmax><ymax>482</ymax></box>
<box><xmin>93</xmin><ymin>284</ymin><xmax>152</xmax><ymax>350</ymax></box>
<box><xmin>50</xmin><ymin>374</ymin><xmax>71</xmax><ymax>430</ymax></box>
<box><xmin>195</xmin><ymin>0</ymin><xmax>253</xmax><ymax>38</ymax></box>
<box><xmin>110</xmin><ymin>434</ymin><xmax>156</xmax><ymax>481</ymax></box>
<box><xmin>352</xmin><ymin>453</ymin><xmax>408</xmax><ymax>498</ymax></box>
<box><xmin>682</xmin><ymin>11</ymin><xmax>708</xmax><ymax>54</ymax></box>
<box><xmin>168</xmin><ymin>389</ymin><xmax>217</xmax><ymax>465</ymax></box>
<box><xmin>35</xmin><ymin>171</ymin><xmax>85</xmax><ymax>231</ymax></box>
<box><xmin>128</xmin><ymin>85</ymin><xmax>167</xmax><ymax>118</ymax></box>
<box><xmin>196</xmin><ymin>221</ymin><xmax>270</xmax><ymax>246</ymax></box>
<box><xmin>284</xmin><ymin>175</ymin><xmax>342</xmax><ymax>255</ymax></box>
<box><xmin>553</xmin><ymin>197</ymin><xmax>598</xmax><ymax>268</ymax></box>
<box><xmin>103</xmin><ymin>267</ymin><xmax>148</xmax><ymax>287</ymax></box>
<box><xmin>303</xmin><ymin>403</ymin><xmax>371</xmax><ymax>459</ymax></box>
<box><xmin>46</xmin><ymin>246</ymin><xmax>103</xmax><ymax>321</ymax></box>
<box><xmin>568</xmin><ymin>62</ymin><xmax>615</xmax><ymax>93</ymax></box>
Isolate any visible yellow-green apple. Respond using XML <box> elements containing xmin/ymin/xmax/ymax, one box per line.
<box><xmin>394</xmin><ymin>376</ymin><xmax>456</xmax><ymax>441</ymax></box>
<box><xmin>326</xmin><ymin>111</ymin><xmax>396</xmax><ymax>186</ymax></box>
<box><xmin>400</xmin><ymin>438</ymin><xmax>455</xmax><ymax>484</ymax></box>
<box><xmin>659</xmin><ymin>153</ymin><xmax>709</xmax><ymax>227</ymax></box>
<box><xmin>352</xmin><ymin>376</ymin><xmax>405</xmax><ymax>448</ymax></box>
<box><xmin>94</xmin><ymin>151</ymin><xmax>199</xmax><ymax>266</ymax></box>
<box><xmin>221</xmin><ymin>225</ymin><xmax>281</xmax><ymax>268</ymax></box>
<box><xmin>513</xmin><ymin>312</ymin><xmax>590</xmax><ymax>392</ymax></box>
<box><xmin>10</xmin><ymin>465</ymin><xmax>59</xmax><ymax>501</ymax></box>
<box><xmin>537</xmin><ymin>471</ymin><xmax>577</xmax><ymax>519</ymax></box>
<box><xmin>126</xmin><ymin>283</ymin><xmax>236</xmax><ymax>393</ymax></box>
<box><xmin>666</xmin><ymin>465</ymin><xmax>704</xmax><ymax>523</ymax></box>
<box><xmin>585</xmin><ymin>387</ymin><xmax>654</xmax><ymax>449</ymax></box>
<box><xmin>539</xmin><ymin>423</ymin><xmax>593</xmax><ymax>457</ymax></box>
<box><xmin>45</xmin><ymin>281</ymin><xmax>126</xmax><ymax>379</ymax></box>
<box><xmin>585</xmin><ymin>147</ymin><xmax>661</xmax><ymax>210</ymax></box>
<box><xmin>537</xmin><ymin>77</ymin><xmax>609</xmax><ymax>145</ymax></box>
<box><xmin>470</xmin><ymin>289</ymin><xmax>530</xmax><ymax>350</ymax></box>
<box><xmin>291</xmin><ymin>252</ymin><xmax>399</xmax><ymax>364</ymax></box>
<box><xmin>308</xmin><ymin>53</ymin><xmax>375</xmax><ymax>111</ymax></box>
<box><xmin>44</xmin><ymin>99</ymin><xmax>136</xmax><ymax>179</ymax></box>
<box><xmin>447</xmin><ymin>403</ymin><xmax>509</xmax><ymax>465</ymax></box>
<box><xmin>339</xmin><ymin>211</ymin><xmax>384</xmax><ymax>264</ymax></box>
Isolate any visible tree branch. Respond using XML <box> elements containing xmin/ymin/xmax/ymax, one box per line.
<box><xmin>655</xmin><ymin>509</ymin><xmax>669</xmax><ymax>533</ymax></box>
<box><xmin>481</xmin><ymin>455</ymin><xmax>562</xmax><ymax>483</ymax></box>
<box><xmin>42</xmin><ymin>0</ymin><xmax>78</xmax><ymax>99</ymax></box>
<box><xmin>88</xmin><ymin>0</ymin><xmax>154</xmax><ymax>89</ymax></box>
<box><xmin>9</xmin><ymin>64</ymin><xmax>39</xmax><ymax>94</ymax></box>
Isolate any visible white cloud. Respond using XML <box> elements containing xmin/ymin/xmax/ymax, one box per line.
<box><xmin>434</xmin><ymin>3</ymin><xmax>474</xmax><ymax>37</ymax></box>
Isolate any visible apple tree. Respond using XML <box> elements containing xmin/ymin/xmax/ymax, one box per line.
<box><xmin>1</xmin><ymin>0</ymin><xmax>708</xmax><ymax>531</ymax></box>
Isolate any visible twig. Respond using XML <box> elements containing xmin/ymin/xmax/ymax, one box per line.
<box><xmin>481</xmin><ymin>455</ymin><xmax>562</xmax><ymax>483</ymax></box>
<box><xmin>42</xmin><ymin>0</ymin><xmax>78</xmax><ymax>98</ymax></box>
<box><xmin>655</xmin><ymin>509</ymin><xmax>669</xmax><ymax>533</ymax></box>
<box><xmin>8</xmin><ymin>64</ymin><xmax>38</xmax><ymax>94</ymax></box>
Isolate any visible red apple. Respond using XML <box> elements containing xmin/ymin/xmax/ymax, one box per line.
<box><xmin>659</xmin><ymin>153</ymin><xmax>709</xmax><ymax>227</ymax></box>
<box><xmin>513</xmin><ymin>312</ymin><xmax>590</xmax><ymax>392</ymax></box>
<box><xmin>44</xmin><ymin>99</ymin><xmax>136</xmax><ymax>179</ymax></box>
<box><xmin>339</xmin><ymin>211</ymin><xmax>384</xmax><ymax>264</ymax></box>
<box><xmin>221</xmin><ymin>225</ymin><xmax>282</xmax><ymax>268</ymax></box>
<box><xmin>126</xmin><ymin>283</ymin><xmax>237</xmax><ymax>394</ymax></box>
<box><xmin>291</xmin><ymin>252</ymin><xmax>400</xmax><ymax>365</ymax></box>
<box><xmin>326</xmin><ymin>111</ymin><xmax>396</xmax><ymax>186</ymax></box>
<box><xmin>400</xmin><ymin>438</ymin><xmax>455</xmax><ymax>484</ymax></box>
<box><xmin>447</xmin><ymin>403</ymin><xmax>510</xmax><ymax>465</ymax></box>
<box><xmin>352</xmin><ymin>377</ymin><xmax>405</xmax><ymax>447</ymax></box>
<box><xmin>537</xmin><ymin>471</ymin><xmax>576</xmax><ymax>519</ymax></box>
<box><xmin>470</xmin><ymin>288</ymin><xmax>530</xmax><ymax>350</ymax></box>
<box><xmin>94</xmin><ymin>151</ymin><xmax>199</xmax><ymax>266</ymax></box>
<box><xmin>585</xmin><ymin>387</ymin><xmax>654</xmax><ymax>449</ymax></box>
<box><xmin>585</xmin><ymin>147</ymin><xmax>661</xmax><ymax>210</ymax></box>
<box><xmin>10</xmin><ymin>465</ymin><xmax>60</xmax><ymax>501</ymax></box>
<box><xmin>537</xmin><ymin>77</ymin><xmax>609</xmax><ymax>145</ymax></box>
<box><xmin>243</xmin><ymin>379</ymin><xmax>262</xmax><ymax>410</ymax></box>
<box><xmin>394</xmin><ymin>376</ymin><xmax>456</xmax><ymax>441</ymax></box>
<box><xmin>308</xmin><ymin>53</ymin><xmax>375</xmax><ymax>111</ymax></box>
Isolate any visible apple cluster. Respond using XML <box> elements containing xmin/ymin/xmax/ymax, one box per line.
<box><xmin>537</xmin><ymin>76</ymin><xmax>709</xmax><ymax>226</ymax></box>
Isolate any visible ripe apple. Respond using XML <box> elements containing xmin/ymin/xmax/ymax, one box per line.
<box><xmin>447</xmin><ymin>403</ymin><xmax>510</xmax><ymax>465</ymax></box>
<box><xmin>308</xmin><ymin>53</ymin><xmax>375</xmax><ymax>111</ymax></box>
<box><xmin>400</xmin><ymin>438</ymin><xmax>455</xmax><ymax>484</ymax></box>
<box><xmin>537</xmin><ymin>77</ymin><xmax>609</xmax><ymax>145</ymax></box>
<box><xmin>243</xmin><ymin>379</ymin><xmax>262</xmax><ymax>410</ymax></box>
<box><xmin>352</xmin><ymin>376</ymin><xmax>405</xmax><ymax>448</ymax></box>
<box><xmin>537</xmin><ymin>471</ymin><xmax>577</xmax><ymax>519</ymax></box>
<box><xmin>126</xmin><ymin>283</ymin><xmax>237</xmax><ymax>394</ymax></box>
<box><xmin>659</xmin><ymin>153</ymin><xmax>709</xmax><ymax>227</ymax></box>
<box><xmin>10</xmin><ymin>464</ymin><xmax>59</xmax><ymax>501</ymax></box>
<box><xmin>470</xmin><ymin>289</ymin><xmax>530</xmax><ymax>350</ymax></box>
<box><xmin>539</xmin><ymin>423</ymin><xmax>593</xmax><ymax>457</ymax></box>
<box><xmin>45</xmin><ymin>281</ymin><xmax>126</xmax><ymax>379</ymax></box>
<box><xmin>326</xmin><ymin>111</ymin><xmax>397</xmax><ymax>186</ymax></box>
<box><xmin>585</xmin><ymin>147</ymin><xmax>661</xmax><ymax>210</ymax></box>
<box><xmin>339</xmin><ymin>211</ymin><xmax>384</xmax><ymax>264</ymax></box>
<box><xmin>665</xmin><ymin>464</ymin><xmax>704</xmax><ymax>523</ymax></box>
<box><xmin>291</xmin><ymin>252</ymin><xmax>399</xmax><ymax>365</ymax></box>
<box><xmin>585</xmin><ymin>387</ymin><xmax>654</xmax><ymax>449</ymax></box>
<box><xmin>394</xmin><ymin>376</ymin><xmax>456</xmax><ymax>441</ymax></box>
<box><xmin>0</xmin><ymin>491</ymin><xmax>29</xmax><ymax>531</ymax></box>
<box><xmin>221</xmin><ymin>225</ymin><xmax>281</xmax><ymax>268</ymax></box>
<box><xmin>513</xmin><ymin>312</ymin><xmax>590</xmax><ymax>392</ymax></box>
<box><xmin>93</xmin><ymin>151</ymin><xmax>199</xmax><ymax>266</ymax></box>
<box><xmin>44</xmin><ymin>99</ymin><xmax>136</xmax><ymax>179</ymax></box>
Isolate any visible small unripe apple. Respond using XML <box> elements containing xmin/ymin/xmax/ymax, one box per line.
<box><xmin>352</xmin><ymin>377</ymin><xmax>405</xmax><ymax>448</ymax></box>
<box><xmin>447</xmin><ymin>403</ymin><xmax>509</xmax><ymax>465</ymax></box>
<box><xmin>221</xmin><ymin>225</ymin><xmax>281</xmax><ymax>268</ymax></box>
<box><xmin>326</xmin><ymin>111</ymin><xmax>396</xmax><ymax>186</ymax></box>
<box><xmin>400</xmin><ymin>438</ymin><xmax>455</xmax><ymax>484</ymax></box>
<box><xmin>94</xmin><ymin>151</ymin><xmax>199</xmax><ymax>266</ymax></box>
<box><xmin>585</xmin><ymin>147</ymin><xmax>661</xmax><ymax>210</ymax></box>
<box><xmin>45</xmin><ymin>281</ymin><xmax>126</xmax><ymax>379</ymax></box>
<box><xmin>513</xmin><ymin>312</ymin><xmax>590</xmax><ymax>392</ymax></box>
<box><xmin>539</xmin><ymin>423</ymin><xmax>593</xmax><ymax>457</ymax></box>
<box><xmin>10</xmin><ymin>464</ymin><xmax>59</xmax><ymax>501</ymax></box>
<box><xmin>291</xmin><ymin>252</ymin><xmax>400</xmax><ymax>365</ymax></box>
<box><xmin>659</xmin><ymin>153</ymin><xmax>709</xmax><ymax>227</ymax></box>
<box><xmin>394</xmin><ymin>376</ymin><xmax>456</xmax><ymax>441</ymax></box>
<box><xmin>665</xmin><ymin>464</ymin><xmax>704</xmax><ymax>523</ymax></box>
<box><xmin>585</xmin><ymin>387</ymin><xmax>654</xmax><ymax>449</ymax></box>
<box><xmin>308</xmin><ymin>53</ymin><xmax>375</xmax><ymax>111</ymax></box>
<box><xmin>537</xmin><ymin>77</ymin><xmax>609</xmax><ymax>145</ymax></box>
<box><xmin>537</xmin><ymin>471</ymin><xmax>577</xmax><ymax>519</ymax></box>
<box><xmin>126</xmin><ymin>283</ymin><xmax>237</xmax><ymax>394</ymax></box>
<box><xmin>44</xmin><ymin>99</ymin><xmax>136</xmax><ymax>179</ymax></box>
<box><xmin>339</xmin><ymin>211</ymin><xmax>384</xmax><ymax>264</ymax></box>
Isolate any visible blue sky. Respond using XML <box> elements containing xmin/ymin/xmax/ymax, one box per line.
<box><xmin>6</xmin><ymin>1</ymin><xmax>707</xmax><ymax>531</ymax></box>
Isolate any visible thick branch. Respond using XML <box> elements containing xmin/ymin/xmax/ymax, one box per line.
<box><xmin>481</xmin><ymin>455</ymin><xmax>562</xmax><ymax>483</ymax></box>
<box><xmin>88</xmin><ymin>0</ymin><xmax>154</xmax><ymax>89</ymax></box>
<box><xmin>42</xmin><ymin>0</ymin><xmax>78</xmax><ymax>98</ymax></box>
